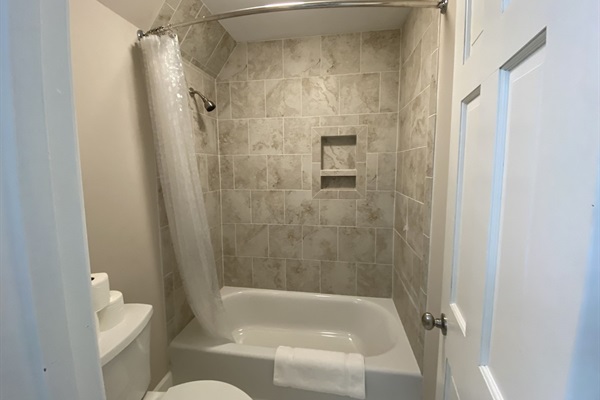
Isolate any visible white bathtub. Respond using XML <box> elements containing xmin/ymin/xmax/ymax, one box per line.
<box><xmin>170</xmin><ymin>287</ymin><xmax>422</xmax><ymax>400</ymax></box>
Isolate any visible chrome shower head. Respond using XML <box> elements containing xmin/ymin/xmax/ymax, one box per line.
<box><xmin>189</xmin><ymin>87</ymin><xmax>216</xmax><ymax>112</ymax></box>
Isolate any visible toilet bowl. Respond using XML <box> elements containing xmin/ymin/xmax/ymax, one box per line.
<box><xmin>144</xmin><ymin>381</ymin><xmax>252</xmax><ymax>400</ymax></box>
<box><xmin>98</xmin><ymin>302</ymin><xmax>251</xmax><ymax>400</ymax></box>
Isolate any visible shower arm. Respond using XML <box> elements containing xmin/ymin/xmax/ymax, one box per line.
<box><xmin>138</xmin><ymin>0</ymin><xmax>448</xmax><ymax>38</ymax></box>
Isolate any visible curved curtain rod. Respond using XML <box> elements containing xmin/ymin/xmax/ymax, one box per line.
<box><xmin>138</xmin><ymin>0</ymin><xmax>448</xmax><ymax>38</ymax></box>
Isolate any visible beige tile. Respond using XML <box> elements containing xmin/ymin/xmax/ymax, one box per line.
<box><xmin>286</xmin><ymin>259</ymin><xmax>320</xmax><ymax>292</ymax></box>
<box><xmin>266</xmin><ymin>79</ymin><xmax>302</xmax><ymax>117</ymax></box>
<box><xmin>376</xmin><ymin>228</ymin><xmax>394</xmax><ymax>264</ymax></box>
<box><xmin>170</xmin><ymin>0</ymin><xmax>202</xmax><ymax>27</ymax></box>
<box><xmin>406</xmin><ymin>198</ymin><xmax>424</xmax><ymax>258</ymax></box>
<box><xmin>321</xmin><ymin>261</ymin><xmax>356</xmax><ymax>295</ymax></box>
<box><xmin>380</xmin><ymin>71</ymin><xmax>400</xmax><ymax>113</ymax></box>
<box><xmin>340</xmin><ymin>73</ymin><xmax>380</xmax><ymax>114</ymax></box>
<box><xmin>394</xmin><ymin>234</ymin><xmax>414</xmax><ymax>285</ymax></box>
<box><xmin>302</xmin><ymin>155</ymin><xmax>312</xmax><ymax>190</ymax></box>
<box><xmin>231</xmin><ymin>81</ymin><xmax>266</xmax><ymax>118</ymax></box>
<box><xmin>249</xmin><ymin>118</ymin><xmax>283</xmax><ymax>154</ymax></box>
<box><xmin>203</xmin><ymin>191</ymin><xmax>221</xmax><ymax>228</ymax></box>
<box><xmin>216</xmin><ymin>82</ymin><xmax>231</xmax><ymax>119</ymax></box>
<box><xmin>426</xmin><ymin>115</ymin><xmax>436</xmax><ymax>177</ymax></box>
<box><xmin>194</xmin><ymin>114</ymin><xmax>218</xmax><ymax>155</ymax></box>
<box><xmin>360</xmin><ymin>113</ymin><xmax>398</xmax><ymax>153</ymax></box>
<box><xmin>163</xmin><ymin>272</ymin><xmax>174</xmax><ymax>321</ymax></box>
<box><xmin>267</xmin><ymin>155</ymin><xmax>303</xmax><ymax>189</ymax></box>
<box><xmin>218</xmin><ymin>120</ymin><xmax>248</xmax><ymax>155</ymax></box>
<box><xmin>222</xmin><ymin>224</ymin><xmax>236</xmax><ymax>256</ymax></box>
<box><xmin>366</xmin><ymin>154</ymin><xmax>377</xmax><ymax>192</ymax></box>
<box><xmin>284</xmin><ymin>37</ymin><xmax>321</xmax><ymax>78</ymax></box>
<box><xmin>357</xmin><ymin>264</ymin><xmax>393</xmax><ymax>297</ymax></box>
<box><xmin>319</xmin><ymin>199</ymin><xmax>356</xmax><ymax>226</ymax></box>
<box><xmin>234</xmin><ymin>156</ymin><xmax>267</xmax><ymax>189</ymax></box>
<box><xmin>222</xmin><ymin>190</ymin><xmax>251</xmax><ymax>223</ymax></box>
<box><xmin>321</xmin><ymin>135</ymin><xmax>357</xmax><ymax>170</ymax></box>
<box><xmin>218</xmin><ymin>43</ymin><xmax>248</xmax><ymax>82</ymax></box>
<box><xmin>394</xmin><ymin>193</ymin><xmax>408</xmax><ymax>238</ymax></box>
<box><xmin>157</xmin><ymin>180</ymin><xmax>168</xmax><ymax>228</ymax></box>
<box><xmin>302</xmin><ymin>76</ymin><xmax>339</xmax><ymax>116</ymax></box>
<box><xmin>152</xmin><ymin>3</ymin><xmax>175</xmax><ymax>29</ymax></box>
<box><xmin>205</xmin><ymin>33</ymin><xmax>236</xmax><ymax>76</ymax></box>
<box><xmin>248</xmin><ymin>40</ymin><xmax>283</xmax><ymax>80</ymax></box>
<box><xmin>196</xmin><ymin>154</ymin><xmax>209</xmax><ymax>192</ymax></box>
<box><xmin>377</xmin><ymin>152</ymin><xmax>396</xmax><ymax>191</ymax></box>
<box><xmin>224</xmin><ymin>256</ymin><xmax>252</xmax><ymax>287</ymax></box>
<box><xmin>424</xmin><ymin>177</ymin><xmax>433</xmax><ymax>237</ymax></box>
<box><xmin>357</xmin><ymin>191</ymin><xmax>394</xmax><ymax>228</ymax></box>
<box><xmin>251</xmin><ymin>190</ymin><xmax>285</xmax><ymax>224</ymax></box>
<box><xmin>160</xmin><ymin>226</ymin><xmax>177</xmax><ymax>277</ymax></box>
<box><xmin>219</xmin><ymin>155</ymin><xmax>234</xmax><ymax>189</ymax></box>
<box><xmin>269</xmin><ymin>225</ymin><xmax>302</xmax><ymax>259</ymax></box>
<box><xmin>395</xmin><ymin>152</ymin><xmax>404</xmax><ymax>192</ymax></box>
<box><xmin>210</xmin><ymin>225</ymin><xmax>222</xmax><ymax>262</ymax></box>
<box><xmin>285</xmin><ymin>191</ymin><xmax>319</xmax><ymax>225</ymax></box>
<box><xmin>252</xmin><ymin>258</ymin><xmax>285</xmax><ymax>289</ymax></box>
<box><xmin>360</xmin><ymin>30</ymin><xmax>401</xmax><ymax>72</ymax></box>
<box><xmin>338</xmin><ymin>227</ymin><xmax>376</xmax><ymax>263</ymax></box>
<box><xmin>402</xmin><ymin>148</ymin><xmax>426</xmax><ymax>201</ymax></box>
<box><xmin>207</xmin><ymin>155</ymin><xmax>220</xmax><ymax>191</ymax></box>
<box><xmin>319</xmin><ymin>115</ymin><xmax>360</xmax><ymax>126</ymax></box>
<box><xmin>236</xmin><ymin>224</ymin><xmax>268</xmax><ymax>257</ymax></box>
<box><xmin>400</xmin><ymin>41</ymin><xmax>422</xmax><ymax>109</ymax></box>
<box><xmin>321</xmin><ymin>33</ymin><xmax>360</xmax><ymax>75</ymax></box>
<box><xmin>302</xmin><ymin>226</ymin><xmax>338</xmax><ymax>261</ymax></box>
<box><xmin>284</xmin><ymin>117</ymin><xmax>320</xmax><ymax>154</ymax></box>
<box><xmin>180</xmin><ymin>12</ymin><xmax>225</xmax><ymax>67</ymax></box>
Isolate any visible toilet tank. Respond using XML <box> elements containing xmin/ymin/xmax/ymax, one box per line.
<box><xmin>98</xmin><ymin>304</ymin><xmax>153</xmax><ymax>400</ymax></box>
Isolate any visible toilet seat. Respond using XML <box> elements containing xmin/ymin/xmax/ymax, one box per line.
<box><xmin>162</xmin><ymin>380</ymin><xmax>252</xmax><ymax>400</ymax></box>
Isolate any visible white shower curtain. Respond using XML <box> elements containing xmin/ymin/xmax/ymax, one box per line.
<box><xmin>138</xmin><ymin>33</ymin><xmax>230</xmax><ymax>340</ymax></box>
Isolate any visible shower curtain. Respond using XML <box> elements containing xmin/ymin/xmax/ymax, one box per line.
<box><xmin>139</xmin><ymin>33</ymin><xmax>231</xmax><ymax>340</ymax></box>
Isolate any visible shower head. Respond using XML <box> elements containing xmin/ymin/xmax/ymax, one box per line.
<box><xmin>189</xmin><ymin>87</ymin><xmax>216</xmax><ymax>112</ymax></box>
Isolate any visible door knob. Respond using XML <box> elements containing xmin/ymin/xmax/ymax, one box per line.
<box><xmin>421</xmin><ymin>312</ymin><xmax>448</xmax><ymax>336</ymax></box>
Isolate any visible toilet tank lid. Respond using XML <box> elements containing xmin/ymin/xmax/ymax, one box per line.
<box><xmin>98</xmin><ymin>304</ymin><xmax>153</xmax><ymax>366</ymax></box>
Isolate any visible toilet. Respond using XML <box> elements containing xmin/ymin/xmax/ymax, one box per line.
<box><xmin>98</xmin><ymin>303</ymin><xmax>251</xmax><ymax>400</ymax></box>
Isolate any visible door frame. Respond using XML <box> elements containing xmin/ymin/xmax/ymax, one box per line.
<box><xmin>421</xmin><ymin>0</ymin><xmax>457</xmax><ymax>398</ymax></box>
<box><xmin>1</xmin><ymin>0</ymin><xmax>105</xmax><ymax>398</ymax></box>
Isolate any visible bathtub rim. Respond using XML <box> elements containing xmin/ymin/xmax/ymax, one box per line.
<box><xmin>171</xmin><ymin>286</ymin><xmax>422</xmax><ymax>378</ymax></box>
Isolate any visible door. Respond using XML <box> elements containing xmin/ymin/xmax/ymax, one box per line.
<box><xmin>436</xmin><ymin>0</ymin><xmax>599</xmax><ymax>399</ymax></box>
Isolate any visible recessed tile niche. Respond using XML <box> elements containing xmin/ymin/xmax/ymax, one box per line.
<box><xmin>312</xmin><ymin>126</ymin><xmax>367</xmax><ymax>199</ymax></box>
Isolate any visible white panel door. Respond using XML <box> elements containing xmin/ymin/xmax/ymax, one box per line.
<box><xmin>436</xmin><ymin>0</ymin><xmax>599</xmax><ymax>399</ymax></box>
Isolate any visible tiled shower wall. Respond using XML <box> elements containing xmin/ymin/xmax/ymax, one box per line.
<box><xmin>393</xmin><ymin>9</ymin><xmax>441</xmax><ymax>370</ymax></box>
<box><xmin>216</xmin><ymin>31</ymin><xmax>402</xmax><ymax>298</ymax></box>
<box><xmin>159</xmin><ymin>61</ymin><xmax>222</xmax><ymax>342</ymax></box>
<box><xmin>152</xmin><ymin>0</ymin><xmax>236</xmax><ymax>76</ymax></box>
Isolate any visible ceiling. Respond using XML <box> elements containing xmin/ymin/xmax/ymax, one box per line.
<box><xmin>201</xmin><ymin>0</ymin><xmax>411</xmax><ymax>42</ymax></box>
<box><xmin>98</xmin><ymin>0</ymin><xmax>163</xmax><ymax>30</ymax></box>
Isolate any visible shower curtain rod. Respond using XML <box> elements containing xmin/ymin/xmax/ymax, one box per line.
<box><xmin>138</xmin><ymin>0</ymin><xmax>448</xmax><ymax>38</ymax></box>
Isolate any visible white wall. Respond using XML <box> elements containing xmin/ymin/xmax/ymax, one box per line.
<box><xmin>69</xmin><ymin>0</ymin><xmax>169</xmax><ymax>386</ymax></box>
<box><xmin>98</xmin><ymin>0</ymin><xmax>164</xmax><ymax>31</ymax></box>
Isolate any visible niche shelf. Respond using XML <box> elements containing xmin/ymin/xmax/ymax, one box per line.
<box><xmin>311</xmin><ymin>126</ymin><xmax>367</xmax><ymax>199</ymax></box>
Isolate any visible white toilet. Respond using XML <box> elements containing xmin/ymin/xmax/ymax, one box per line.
<box><xmin>98</xmin><ymin>303</ymin><xmax>251</xmax><ymax>400</ymax></box>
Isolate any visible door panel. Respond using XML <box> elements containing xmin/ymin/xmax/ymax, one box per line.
<box><xmin>436</xmin><ymin>0</ymin><xmax>598</xmax><ymax>399</ymax></box>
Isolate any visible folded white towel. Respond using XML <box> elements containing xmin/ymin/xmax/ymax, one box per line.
<box><xmin>273</xmin><ymin>346</ymin><xmax>365</xmax><ymax>399</ymax></box>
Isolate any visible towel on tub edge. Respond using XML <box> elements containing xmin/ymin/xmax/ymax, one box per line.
<box><xmin>273</xmin><ymin>346</ymin><xmax>366</xmax><ymax>399</ymax></box>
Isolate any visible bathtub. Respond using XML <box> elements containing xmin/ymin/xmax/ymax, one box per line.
<box><xmin>170</xmin><ymin>287</ymin><xmax>421</xmax><ymax>400</ymax></box>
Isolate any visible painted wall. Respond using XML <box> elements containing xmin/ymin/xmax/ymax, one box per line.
<box><xmin>97</xmin><ymin>0</ymin><xmax>164</xmax><ymax>30</ymax></box>
<box><xmin>392</xmin><ymin>8</ymin><xmax>441</xmax><ymax>371</ymax></box>
<box><xmin>69</xmin><ymin>0</ymin><xmax>169</xmax><ymax>386</ymax></box>
<box><xmin>216</xmin><ymin>31</ymin><xmax>402</xmax><ymax>297</ymax></box>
